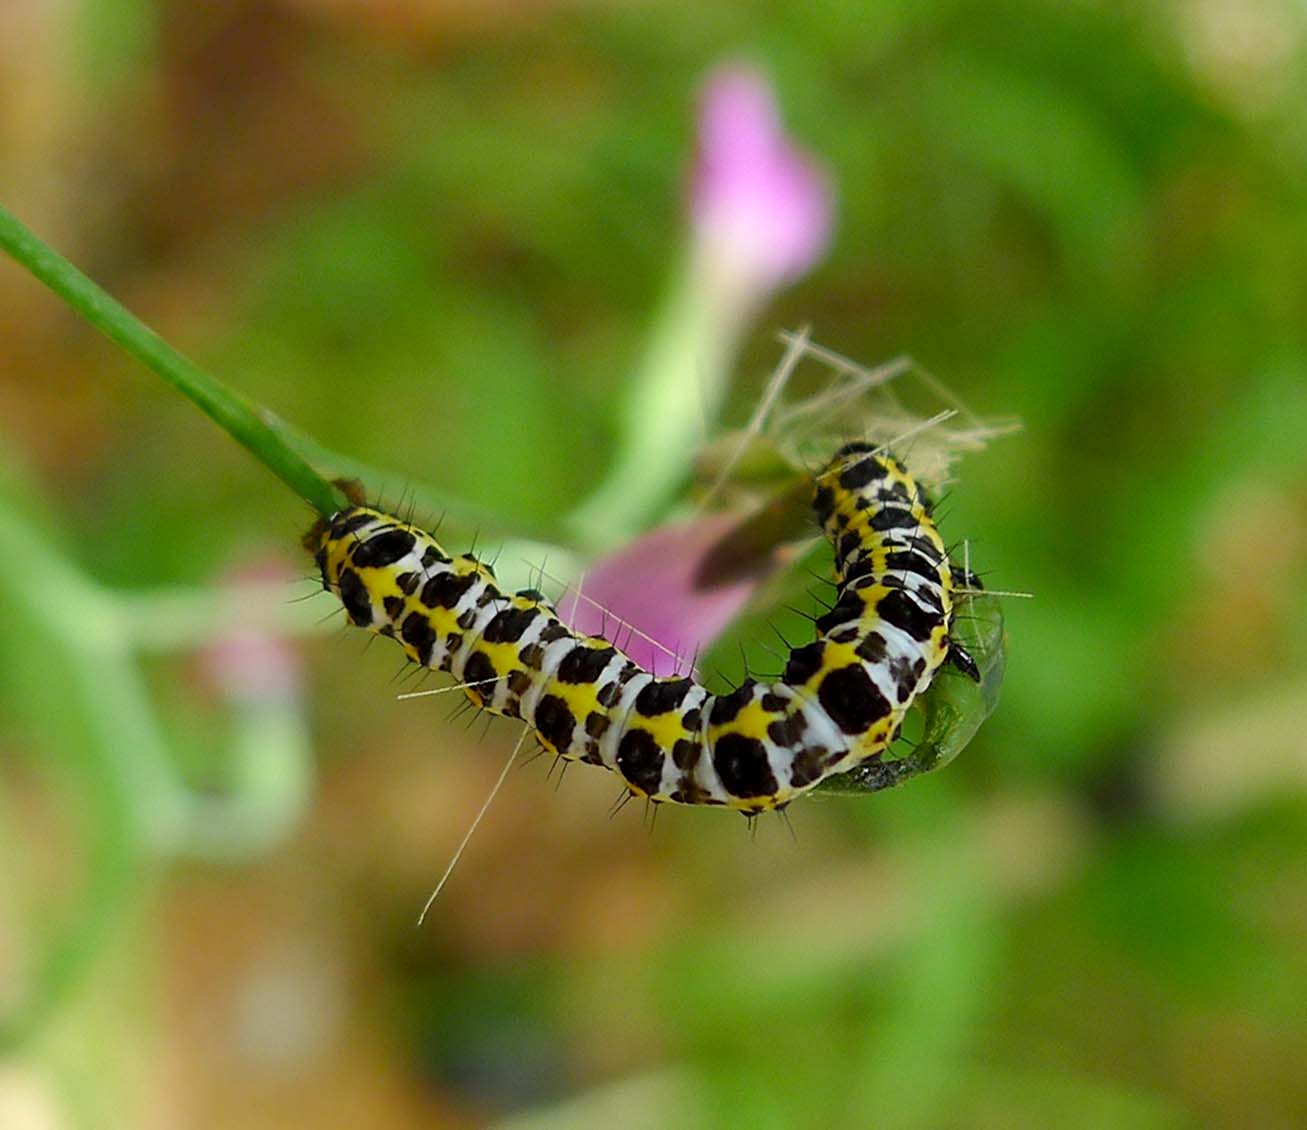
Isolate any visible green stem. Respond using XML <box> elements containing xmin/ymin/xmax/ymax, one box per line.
<box><xmin>0</xmin><ymin>204</ymin><xmax>341</xmax><ymax>517</ymax></box>
<box><xmin>565</xmin><ymin>264</ymin><xmax>737</xmax><ymax>552</ymax></box>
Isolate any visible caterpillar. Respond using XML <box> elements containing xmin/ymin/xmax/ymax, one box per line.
<box><xmin>304</xmin><ymin>442</ymin><xmax>981</xmax><ymax>813</ymax></box>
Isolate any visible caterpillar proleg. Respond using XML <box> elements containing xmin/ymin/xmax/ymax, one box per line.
<box><xmin>304</xmin><ymin>444</ymin><xmax>981</xmax><ymax>813</ymax></box>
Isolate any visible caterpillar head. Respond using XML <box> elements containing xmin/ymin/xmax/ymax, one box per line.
<box><xmin>301</xmin><ymin>478</ymin><xmax>371</xmax><ymax>582</ymax></box>
<box><xmin>304</xmin><ymin>503</ymin><xmax>414</xmax><ymax>630</ymax></box>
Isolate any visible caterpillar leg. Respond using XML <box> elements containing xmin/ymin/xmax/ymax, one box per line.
<box><xmin>945</xmin><ymin>560</ymin><xmax>983</xmax><ymax>682</ymax></box>
<box><xmin>946</xmin><ymin>640</ymin><xmax>981</xmax><ymax>682</ymax></box>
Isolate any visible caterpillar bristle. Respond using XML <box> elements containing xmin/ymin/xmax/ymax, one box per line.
<box><xmin>417</xmin><ymin>726</ymin><xmax>528</xmax><ymax>925</ymax></box>
<box><xmin>608</xmin><ymin>789</ymin><xmax>634</xmax><ymax>820</ymax></box>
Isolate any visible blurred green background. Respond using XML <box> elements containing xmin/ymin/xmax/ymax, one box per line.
<box><xmin>2</xmin><ymin>1</ymin><xmax>1306</xmax><ymax>1128</ymax></box>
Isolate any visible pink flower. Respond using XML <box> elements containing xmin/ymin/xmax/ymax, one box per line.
<box><xmin>201</xmin><ymin>559</ymin><xmax>303</xmax><ymax>705</ymax></box>
<box><xmin>690</xmin><ymin>63</ymin><xmax>833</xmax><ymax>303</ymax></box>
<box><xmin>558</xmin><ymin>512</ymin><xmax>784</xmax><ymax>678</ymax></box>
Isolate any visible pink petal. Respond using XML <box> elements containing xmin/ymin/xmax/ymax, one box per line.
<box><xmin>690</xmin><ymin>63</ymin><xmax>833</xmax><ymax>292</ymax></box>
<box><xmin>201</xmin><ymin>558</ymin><xmax>303</xmax><ymax>703</ymax></box>
<box><xmin>557</xmin><ymin>513</ymin><xmax>781</xmax><ymax>679</ymax></box>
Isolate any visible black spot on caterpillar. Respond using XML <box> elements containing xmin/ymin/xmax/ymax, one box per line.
<box><xmin>304</xmin><ymin>445</ymin><xmax>980</xmax><ymax>813</ymax></box>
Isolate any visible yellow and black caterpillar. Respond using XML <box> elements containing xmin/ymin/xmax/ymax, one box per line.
<box><xmin>304</xmin><ymin>443</ymin><xmax>981</xmax><ymax>813</ymax></box>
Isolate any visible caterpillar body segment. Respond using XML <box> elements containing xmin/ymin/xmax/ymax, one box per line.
<box><xmin>306</xmin><ymin>445</ymin><xmax>974</xmax><ymax>813</ymax></box>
